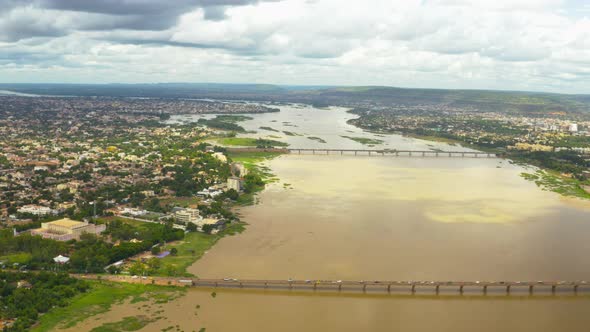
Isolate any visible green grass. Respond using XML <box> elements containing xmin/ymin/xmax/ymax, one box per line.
<box><xmin>340</xmin><ymin>135</ymin><xmax>384</xmax><ymax>145</ymax></box>
<box><xmin>90</xmin><ymin>316</ymin><xmax>154</xmax><ymax>332</ymax></box>
<box><xmin>158</xmin><ymin>196</ymin><xmax>201</xmax><ymax>208</ymax></box>
<box><xmin>32</xmin><ymin>282</ymin><xmax>184</xmax><ymax>332</ymax></box>
<box><xmin>95</xmin><ymin>216</ymin><xmax>160</xmax><ymax>232</ymax></box>
<box><xmin>0</xmin><ymin>252</ymin><xmax>32</xmax><ymax>265</ymax></box>
<box><xmin>215</xmin><ymin>137</ymin><xmax>288</xmax><ymax>147</ymax></box>
<box><xmin>520</xmin><ymin>170</ymin><xmax>590</xmax><ymax>200</ymax></box>
<box><xmin>228</xmin><ymin>151</ymin><xmax>283</xmax><ymax>168</ymax></box>
<box><xmin>156</xmin><ymin>223</ymin><xmax>246</xmax><ymax>277</ymax></box>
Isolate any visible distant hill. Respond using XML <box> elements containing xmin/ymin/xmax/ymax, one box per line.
<box><xmin>0</xmin><ymin>83</ymin><xmax>588</xmax><ymax>115</ymax></box>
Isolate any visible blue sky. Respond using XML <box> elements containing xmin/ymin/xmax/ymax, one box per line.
<box><xmin>0</xmin><ymin>0</ymin><xmax>589</xmax><ymax>94</ymax></box>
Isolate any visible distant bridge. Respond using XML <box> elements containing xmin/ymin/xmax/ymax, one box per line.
<box><xmin>226</xmin><ymin>148</ymin><xmax>499</xmax><ymax>158</ymax></box>
<box><xmin>82</xmin><ymin>275</ymin><xmax>589</xmax><ymax>296</ymax></box>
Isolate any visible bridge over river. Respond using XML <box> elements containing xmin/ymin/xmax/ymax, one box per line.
<box><xmin>81</xmin><ymin>275</ymin><xmax>589</xmax><ymax>296</ymax></box>
<box><xmin>226</xmin><ymin>147</ymin><xmax>499</xmax><ymax>158</ymax></box>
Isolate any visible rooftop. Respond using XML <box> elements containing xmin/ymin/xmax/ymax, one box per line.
<box><xmin>46</xmin><ymin>218</ymin><xmax>87</xmax><ymax>228</ymax></box>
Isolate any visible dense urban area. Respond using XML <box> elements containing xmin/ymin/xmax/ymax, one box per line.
<box><xmin>0</xmin><ymin>95</ymin><xmax>275</xmax><ymax>331</ymax></box>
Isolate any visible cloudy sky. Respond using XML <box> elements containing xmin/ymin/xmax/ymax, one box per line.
<box><xmin>0</xmin><ymin>0</ymin><xmax>589</xmax><ymax>93</ymax></box>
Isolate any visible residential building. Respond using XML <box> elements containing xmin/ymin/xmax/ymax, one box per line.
<box><xmin>227</xmin><ymin>176</ymin><xmax>242</xmax><ymax>191</ymax></box>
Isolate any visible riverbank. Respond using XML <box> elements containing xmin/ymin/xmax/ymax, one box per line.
<box><xmin>520</xmin><ymin>170</ymin><xmax>590</xmax><ymax>200</ymax></box>
<box><xmin>32</xmin><ymin>281</ymin><xmax>186</xmax><ymax>332</ymax></box>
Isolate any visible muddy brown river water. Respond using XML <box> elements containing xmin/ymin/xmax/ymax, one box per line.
<box><xmin>76</xmin><ymin>106</ymin><xmax>590</xmax><ymax>331</ymax></box>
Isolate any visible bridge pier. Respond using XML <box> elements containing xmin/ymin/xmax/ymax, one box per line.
<box><xmin>387</xmin><ymin>284</ymin><xmax>391</xmax><ymax>293</ymax></box>
<box><xmin>355</xmin><ymin>151</ymin><xmax>358</xmax><ymax>156</ymax></box>
<box><xmin>363</xmin><ymin>284</ymin><xmax>367</xmax><ymax>292</ymax></box>
<box><xmin>435</xmin><ymin>152</ymin><xmax>439</xmax><ymax>157</ymax></box>
<box><xmin>422</xmin><ymin>151</ymin><xmax>426</xmax><ymax>157</ymax></box>
<box><xmin>552</xmin><ymin>285</ymin><xmax>556</xmax><ymax>294</ymax></box>
<box><xmin>368</xmin><ymin>151</ymin><xmax>372</xmax><ymax>156</ymax></box>
<box><xmin>529</xmin><ymin>285</ymin><xmax>533</xmax><ymax>294</ymax></box>
<box><xmin>462</xmin><ymin>152</ymin><xmax>465</xmax><ymax>157</ymax></box>
<box><xmin>435</xmin><ymin>285</ymin><xmax>440</xmax><ymax>294</ymax></box>
<box><xmin>483</xmin><ymin>285</ymin><xmax>487</xmax><ymax>294</ymax></box>
<box><xmin>338</xmin><ymin>284</ymin><xmax>342</xmax><ymax>291</ymax></box>
<box><xmin>448</xmin><ymin>152</ymin><xmax>452</xmax><ymax>157</ymax></box>
<box><xmin>459</xmin><ymin>285</ymin><xmax>464</xmax><ymax>294</ymax></box>
<box><xmin>313</xmin><ymin>283</ymin><xmax>317</xmax><ymax>290</ymax></box>
<box><xmin>507</xmin><ymin>285</ymin><xmax>511</xmax><ymax>294</ymax></box>
<box><xmin>411</xmin><ymin>284</ymin><xmax>416</xmax><ymax>293</ymax></box>
<box><xmin>341</xmin><ymin>150</ymin><xmax>343</xmax><ymax>155</ymax></box>
<box><xmin>575</xmin><ymin>285</ymin><xmax>579</xmax><ymax>293</ymax></box>
<box><xmin>409</xmin><ymin>151</ymin><xmax>412</xmax><ymax>156</ymax></box>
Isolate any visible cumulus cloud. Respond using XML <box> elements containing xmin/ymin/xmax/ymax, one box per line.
<box><xmin>0</xmin><ymin>0</ymin><xmax>589</xmax><ymax>93</ymax></box>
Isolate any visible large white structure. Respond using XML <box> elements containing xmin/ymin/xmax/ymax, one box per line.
<box><xmin>31</xmin><ymin>218</ymin><xmax>106</xmax><ymax>241</ymax></box>
<box><xmin>569</xmin><ymin>123</ymin><xmax>578</xmax><ymax>132</ymax></box>
<box><xmin>175</xmin><ymin>208</ymin><xmax>202</xmax><ymax>224</ymax></box>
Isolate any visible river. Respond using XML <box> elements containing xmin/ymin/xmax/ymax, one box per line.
<box><xmin>81</xmin><ymin>104</ymin><xmax>590</xmax><ymax>331</ymax></box>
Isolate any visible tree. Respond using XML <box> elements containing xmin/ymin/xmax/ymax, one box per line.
<box><xmin>151</xmin><ymin>246</ymin><xmax>161</xmax><ymax>255</ymax></box>
<box><xmin>186</xmin><ymin>223</ymin><xmax>197</xmax><ymax>232</ymax></box>
<box><xmin>202</xmin><ymin>224</ymin><xmax>215</xmax><ymax>234</ymax></box>
<box><xmin>170</xmin><ymin>247</ymin><xmax>178</xmax><ymax>256</ymax></box>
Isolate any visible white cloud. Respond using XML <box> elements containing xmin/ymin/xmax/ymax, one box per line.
<box><xmin>0</xmin><ymin>0</ymin><xmax>589</xmax><ymax>93</ymax></box>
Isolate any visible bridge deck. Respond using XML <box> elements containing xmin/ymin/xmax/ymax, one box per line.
<box><xmin>81</xmin><ymin>275</ymin><xmax>589</xmax><ymax>294</ymax></box>
<box><xmin>226</xmin><ymin>147</ymin><xmax>499</xmax><ymax>157</ymax></box>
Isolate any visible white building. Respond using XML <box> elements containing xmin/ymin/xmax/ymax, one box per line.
<box><xmin>17</xmin><ymin>205</ymin><xmax>56</xmax><ymax>216</ymax></box>
<box><xmin>569</xmin><ymin>123</ymin><xmax>579</xmax><ymax>133</ymax></box>
<box><xmin>175</xmin><ymin>208</ymin><xmax>202</xmax><ymax>224</ymax></box>
<box><xmin>121</xmin><ymin>207</ymin><xmax>147</xmax><ymax>217</ymax></box>
<box><xmin>212</xmin><ymin>152</ymin><xmax>227</xmax><ymax>163</ymax></box>
<box><xmin>227</xmin><ymin>177</ymin><xmax>242</xmax><ymax>191</ymax></box>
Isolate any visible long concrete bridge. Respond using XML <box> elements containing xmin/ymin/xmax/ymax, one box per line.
<box><xmin>226</xmin><ymin>147</ymin><xmax>498</xmax><ymax>158</ymax></box>
<box><xmin>82</xmin><ymin>275</ymin><xmax>589</xmax><ymax>295</ymax></box>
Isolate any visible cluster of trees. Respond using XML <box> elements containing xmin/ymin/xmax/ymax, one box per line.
<box><xmin>197</xmin><ymin>117</ymin><xmax>246</xmax><ymax>132</ymax></box>
<box><xmin>242</xmin><ymin>174</ymin><xmax>265</xmax><ymax>193</ymax></box>
<box><xmin>72</xmin><ymin>220</ymin><xmax>184</xmax><ymax>273</ymax></box>
<box><xmin>0</xmin><ymin>229</ymin><xmax>68</xmax><ymax>270</ymax></box>
<box><xmin>0</xmin><ymin>219</ymin><xmax>185</xmax><ymax>273</ymax></box>
<box><xmin>0</xmin><ymin>271</ymin><xmax>89</xmax><ymax>331</ymax></box>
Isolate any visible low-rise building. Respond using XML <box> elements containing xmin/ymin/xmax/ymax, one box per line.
<box><xmin>30</xmin><ymin>218</ymin><xmax>106</xmax><ymax>241</ymax></box>
<box><xmin>227</xmin><ymin>176</ymin><xmax>242</xmax><ymax>191</ymax></box>
<box><xmin>17</xmin><ymin>204</ymin><xmax>56</xmax><ymax>216</ymax></box>
<box><xmin>175</xmin><ymin>208</ymin><xmax>202</xmax><ymax>224</ymax></box>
